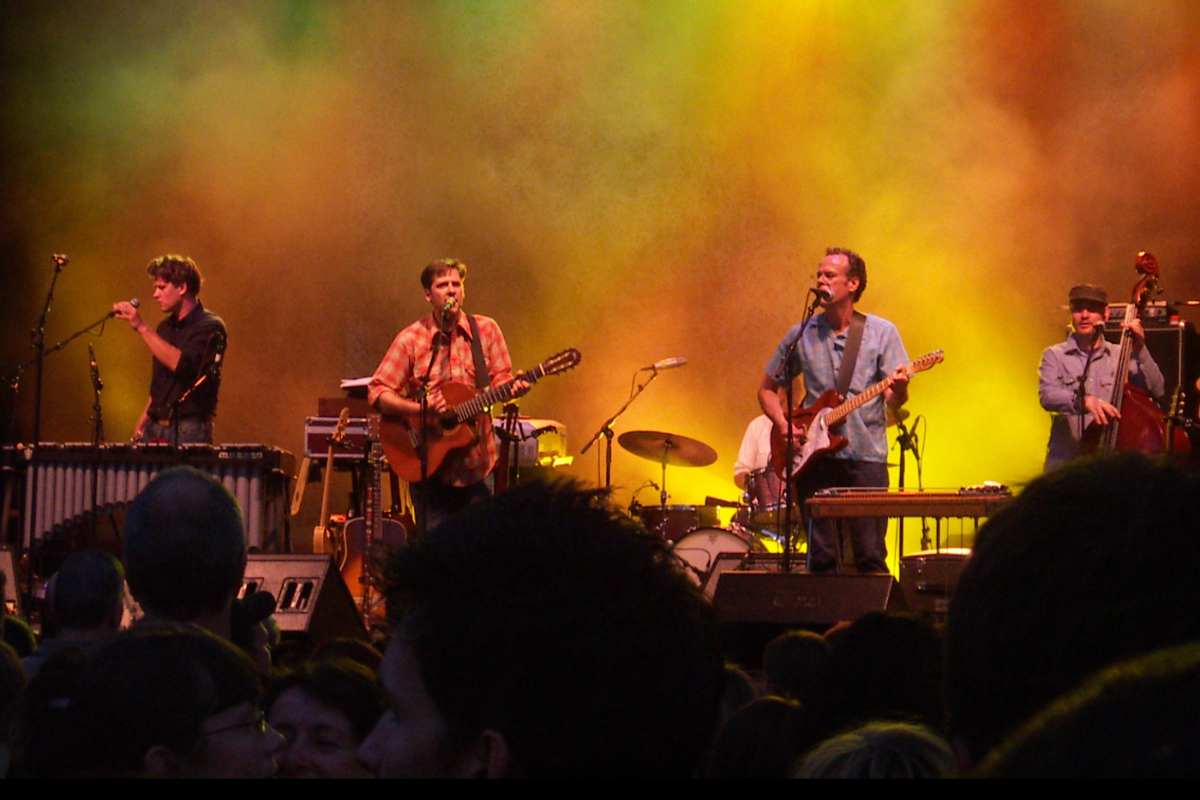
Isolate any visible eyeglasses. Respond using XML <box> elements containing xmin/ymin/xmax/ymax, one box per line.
<box><xmin>201</xmin><ymin>709</ymin><xmax>269</xmax><ymax>737</ymax></box>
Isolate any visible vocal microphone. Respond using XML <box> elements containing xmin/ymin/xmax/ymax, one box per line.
<box><xmin>51</xmin><ymin>254</ymin><xmax>70</xmax><ymax>268</ymax></box>
<box><xmin>440</xmin><ymin>298</ymin><xmax>457</xmax><ymax>329</ymax></box>
<box><xmin>642</xmin><ymin>356</ymin><xmax>688</xmax><ymax>371</ymax></box>
<box><xmin>813</xmin><ymin>287</ymin><xmax>831</xmax><ymax>302</ymax></box>
<box><xmin>108</xmin><ymin>297</ymin><xmax>141</xmax><ymax>318</ymax></box>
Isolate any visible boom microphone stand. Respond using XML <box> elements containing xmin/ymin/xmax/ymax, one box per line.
<box><xmin>779</xmin><ymin>289</ymin><xmax>822</xmax><ymax>573</ymax></box>
<box><xmin>580</xmin><ymin>366</ymin><xmax>663</xmax><ymax>491</ymax></box>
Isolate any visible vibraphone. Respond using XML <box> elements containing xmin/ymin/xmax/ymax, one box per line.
<box><xmin>19</xmin><ymin>443</ymin><xmax>295</xmax><ymax>550</ymax></box>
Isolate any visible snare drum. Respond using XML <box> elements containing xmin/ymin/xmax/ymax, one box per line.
<box><xmin>671</xmin><ymin>526</ymin><xmax>763</xmax><ymax>586</ymax></box>
<box><xmin>634</xmin><ymin>504</ymin><xmax>718</xmax><ymax>542</ymax></box>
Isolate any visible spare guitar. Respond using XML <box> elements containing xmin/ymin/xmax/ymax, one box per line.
<box><xmin>380</xmin><ymin>348</ymin><xmax>582</xmax><ymax>482</ymax></box>
<box><xmin>769</xmin><ymin>350</ymin><xmax>945</xmax><ymax>481</ymax></box>
<box><xmin>312</xmin><ymin>407</ymin><xmax>350</xmax><ymax>555</ymax></box>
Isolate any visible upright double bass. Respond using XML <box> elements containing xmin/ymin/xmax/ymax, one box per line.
<box><xmin>1080</xmin><ymin>251</ymin><xmax>1191</xmax><ymax>457</ymax></box>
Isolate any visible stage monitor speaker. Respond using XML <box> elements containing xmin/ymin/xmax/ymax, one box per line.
<box><xmin>241</xmin><ymin>554</ymin><xmax>366</xmax><ymax>642</ymax></box>
<box><xmin>713</xmin><ymin>571</ymin><xmax>894</xmax><ymax>626</ymax></box>
<box><xmin>1</xmin><ymin>548</ymin><xmax>18</xmax><ymax>616</ymax></box>
<box><xmin>898</xmin><ymin>549</ymin><xmax>971</xmax><ymax>617</ymax></box>
<box><xmin>702</xmin><ymin>551</ymin><xmax>787</xmax><ymax>599</ymax></box>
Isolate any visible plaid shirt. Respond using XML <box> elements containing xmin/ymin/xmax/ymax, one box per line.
<box><xmin>369</xmin><ymin>312</ymin><xmax>514</xmax><ymax>487</ymax></box>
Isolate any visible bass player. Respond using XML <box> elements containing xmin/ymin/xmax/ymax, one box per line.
<box><xmin>757</xmin><ymin>247</ymin><xmax>909</xmax><ymax>574</ymax></box>
<box><xmin>368</xmin><ymin>258</ymin><xmax>529</xmax><ymax>533</ymax></box>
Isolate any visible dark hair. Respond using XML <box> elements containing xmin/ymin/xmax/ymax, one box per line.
<box><xmin>946</xmin><ymin>453</ymin><xmax>1200</xmax><ymax>763</ymax></box>
<box><xmin>146</xmin><ymin>254</ymin><xmax>203</xmax><ymax>297</ymax></box>
<box><xmin>704</xmin><ymin>696</ymin><xmax>817</xmax><ymax>778</ymax></box>
<box><xmin>266</xmin><ymin>658</ymin><xmax>386</xmax><ymax>741</ymax></box>
<box><xmin>419</xmin><ymin>257</ymin><xmax>467</xmax><ymax>290</ymax></box>
<box><xmin>382</xmin><ymin>479</ymin><xmax>723</xmax><ymax>776</ymax></box>
<box><xmin>1</xmin><ymin>614</ymin><xmax>36</xmax><ymax>658</ymax></box>
<box><xmin>978</xmin><ymin>642</ymin><xmax>1200</xmax><ymax>778</ymax></box>
<box><xmin>16</xmin><ymin>627</ymin><xmax>261</xmax><ymax>777</ymax></box>
<box><xmin>826</xmin><ymin>246</ymin><xmax>867</xmax><ymax>301</ymax></box>
<box><xmin>763</xmin><ymin>629</ymin><xmax>833</xmax><ymax>710</ymax></box>
<box><xmin>311</xmin><ymin>636</ymin><xmax>383</xmax><ymax>673</ymax></box>
<box><xmin>49</xmin><ymin>550</ymin><xmax>125</xmax><ymax>630</ymax></box>
<box><xmin>123</xmin><ymin>467</ymin><xmax>246</xmax><ymax>621</ymax></box>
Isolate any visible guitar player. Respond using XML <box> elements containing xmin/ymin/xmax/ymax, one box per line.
<box><xmin>757</xmin><ymin>247</ymin><xmax>910</xmax><ymax>574</ymax></box>
<box><xmin>368</xmin><ymin>258</ymin><xmax>530</xmax><ymax>534</ymax></box>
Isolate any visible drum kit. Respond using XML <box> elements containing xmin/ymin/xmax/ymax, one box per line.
<box><xmin>617</xmin><ymin>429</ymin><xmax>803</xmax><ymax>586</ymax></box>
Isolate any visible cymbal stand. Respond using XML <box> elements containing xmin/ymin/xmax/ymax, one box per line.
<box><xmin>580</xmin><ymin>367</ymin><xmax>661</xmax><ymax>491</ymax></box>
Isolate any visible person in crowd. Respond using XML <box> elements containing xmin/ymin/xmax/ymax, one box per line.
<box><xmin>794</xmin><ymin>720</ymin><xmax>957</xmax><ymax>778</ymax></box>
<box><xmin>266</xmin><ymin>658</ymin><xmax>386</xmax><ymax>778</ymax></box>
<box><xmin>945</xmin><ymin>452</ymin><xmax>1200</xmax><ymax>766</ymax></box>
<box><xmin>704</xmin><ymin>696</ymin><xmax>817</xmax><ymax>778</ymax></box>
<box><xmin>357</xmin><ymin>479</ymin><xmax>723</xmax><ymax>777</ymax></box>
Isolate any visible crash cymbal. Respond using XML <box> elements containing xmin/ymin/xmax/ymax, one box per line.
<box><xmin>617</xmin><ymin>430</ymin><xmax>718</xmax><ymax>468</ymax></box>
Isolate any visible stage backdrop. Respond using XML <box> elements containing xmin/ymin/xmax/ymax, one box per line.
<box><xmin>3</xmin><ymin>2</ymin><xmax>1198</xmax><ymax>553</ymax></box>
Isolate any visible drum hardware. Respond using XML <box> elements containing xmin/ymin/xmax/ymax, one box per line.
<box><xmin>617</xmin><ymin>429</ymin><xmax>718</xmax><ymax>541</ymax></box>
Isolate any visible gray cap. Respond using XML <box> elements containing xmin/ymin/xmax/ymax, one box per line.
<box><xmin>1068</xmin><ymin>284</ymin><xmax>1108</xmax><ymax>305</ymax></box>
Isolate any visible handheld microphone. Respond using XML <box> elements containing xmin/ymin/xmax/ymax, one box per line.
<box><xmin>108</xmin><ymin>297</ymin><xmax>141</xmax><ymax>318</ymax></box>
<box><xmin>642</xmin><ymin>356</ymin><xmax>688</xmax><ymax>371</ymax></box>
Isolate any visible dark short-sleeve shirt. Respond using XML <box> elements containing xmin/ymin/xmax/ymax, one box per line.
<box><xmin>148</xmin><ymin>301</ymin><xmax>227</xmax><ymax>421</ymax></box>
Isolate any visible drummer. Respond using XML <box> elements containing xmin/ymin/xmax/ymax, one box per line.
<box><xmin>733</xmin><ymin>414</ymin><xmax>773</xmax><ymax>490</ymax></box>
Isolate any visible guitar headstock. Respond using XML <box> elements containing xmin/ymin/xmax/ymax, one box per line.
<box><xmin>908</xmin><ymin>350</ymin><xmax>945</xmax><ymax>375</ymax></box>
<box><xmin>536</xmin><ymin>348</ymin><xmax>582</xmax><ymax>380</ymax></box>
<box><xmin>331</xmin><ymin>407</ymin><xmax>351</xmax><ymax>446</ymax></box>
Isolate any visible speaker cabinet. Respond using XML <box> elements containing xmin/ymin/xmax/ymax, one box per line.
<box><xmin>712</xmin><ymin>571</ymin><xmax>894</xmax><ymax>626</ymax></box>
<box><xmin>240</xmin><ymin>554</ymin><xmax>366</xmax><ymax>641</ymax></box>
<box><xmin>898</xmin><ymin>548</ymin><xmax>971</xmax><ymax>617</ymax></box>
<box><xmin>1105</xmin><ymin>322</ymin><xmax>1199</xmax><ymax>415</ymax></box>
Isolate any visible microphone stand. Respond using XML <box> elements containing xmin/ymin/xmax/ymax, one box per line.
<box><xmin>780</xmin><ymin>289</ymin><xmax>821</xmax><ymax>573</ymax></box>
<box><xmin>87</xmin><ymin>344</ymin><xmax>105</xmax><ymax>544</ymax></box>
<box><xmin>414</xmin><ymin>315</ymin><xmax>449</xmax><ymax>538</ymax></box>
<box><xmin>1074</xmin><ymin>327</ymin><xmax>1103</xmax><ymax>455</ymax></box>
<box><xmin>894</xmin><ymin>413</ymin><xmax>927</xmax><ymax>551</ymax></box>
<box><xmin>171</xmin><ymin>332</ymin><xmax>224</xmax><ymax>449</ymax></box>
<box><xmin>580</xmin><ymin>366</ymin><xmax>662</xmax><ymax>491</ymax></box>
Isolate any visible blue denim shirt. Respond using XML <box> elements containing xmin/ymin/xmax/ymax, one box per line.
<box><xmin>765</xmin><ymin>313</ymin><xmax>909</xmax><ymax>464</ymax></box>
<box><xmin>1038</xmin><ymin>335</ymin><xmax>1165</xmax><ymax>470</ymax></box>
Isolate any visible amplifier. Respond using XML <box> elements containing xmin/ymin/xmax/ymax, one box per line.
<box><xmin>304</xmin><ymin>416</ymin><xmax>372</xmax><ymax>461</ymax></box>
<box><xmin>1103</xmin><ymin>321</ymin><xmax>1199</xmax><ymax>415</ymax></box>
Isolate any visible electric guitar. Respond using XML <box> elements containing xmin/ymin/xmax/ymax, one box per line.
<box><xmin>380</xmin><ymin>348</ymin><xmax>582</xmax><ymax>482</ymax></box>
<box><xmin>769</xmin><ymin>350</ymin><xmax>944</xmax><ymax>481</ymax></box>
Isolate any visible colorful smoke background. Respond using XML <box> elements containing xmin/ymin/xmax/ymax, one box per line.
<box><xmin>3</xmin><ymin>1</ymin><xmax>1198</xmax><ymax>557</ymax></box>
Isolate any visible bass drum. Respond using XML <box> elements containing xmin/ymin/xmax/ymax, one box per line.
<box><xmin>671</xmin><ymin>526</ymin><xmax>763</xmax><ymax>587</ymax></box>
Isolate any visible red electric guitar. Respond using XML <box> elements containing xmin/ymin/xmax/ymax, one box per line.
<box><xmin>769</xmin><ymin>350</ymin><xmax>944</xmax><ymax>481</ymax></box>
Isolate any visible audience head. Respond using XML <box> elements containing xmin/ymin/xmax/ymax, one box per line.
<box><xmin>763</xmin><ymin>629</ymin><xmax>833</xmax><ymax>709</ymax></box>
<box><xmin>825</xmin><ymin>612</ymin><xmax>943</xmax><ymax>733</ymax></box>
<box><xmin>946</xmin><ymin>453</ymin><xmax>1200</xmax><ymax>763</ymax></box>
<box><xmin>718</xmin><ymin>663</ymin><xmax>758</xmax><ymax>727</ymax></box>
<box><xmin>46</xmin><ymin>549</ymin><xmax>125</xmax><ymax>634</ymax></box>
<box><xmin>704</xmin><ymin>696</ymin><xmax>816</xmax><ymax>778</ymax></box>
<box><xmin>1</xmin><ymin>615</ymin><xmax>36</xmax><ymax>659</ymax></box>
<box><xmin>57</xmin><ymin>626</ymin><xmax>280</xmax><ymax>777</ymax></box>
<box><xmin>794</xmin><ymin>721</ymin><xmax>957</xmax><ymax>779</ymax></box>
<box><xmin>358</xmin><ymin>479</ymin><xmax>723</xmax><ymax>777</ymax></box>
<box><xmin>266</xmin><ymin>658</ymin><xmax>386</xmax><ymax>778</ymax></box>
<box><xmin>0</xmin><ymin>641</ymin><xmax>24</xmax><ymax>749</ymax></box>
<box><xmin>123</xmin><ymin>467</ymin><xmax>247</xmax><ymax>625</ymax></box>
<box><xmin>978</xmin><ymin>642</ymin><xmax>1200</xmax><ymax>778</ymax></box>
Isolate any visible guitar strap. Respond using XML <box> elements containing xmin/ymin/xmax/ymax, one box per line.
<box><xmin>834</xmin><ymin>311</ymin><xmax>867</xmax><ymax>397</ymax></box>
<box><xmin>466</xmin><ymin>313</ymin><xmax>491</xmax><ymax>391</ymax></box>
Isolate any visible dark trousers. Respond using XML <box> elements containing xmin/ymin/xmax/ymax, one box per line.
<box><xmin>142</xmin><ymin>418</ymin><xmax>214</xmax><ymax>445</ymax></box>
<box><xmin>797</xmin><ymin>458</ymin><xmax>889</xmax><ymax>574</ymax></box>
<box><xmin>411</xmin><ymin>476</ymin><xmax>493</xmax><ymax>535</ymax></box>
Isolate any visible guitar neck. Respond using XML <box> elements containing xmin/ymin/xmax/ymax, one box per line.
<box><xmin>826</xmin><ymin>376</ymin><xmax>894</xmax><ymax>426</ymax></box>
<box><xmin>453</xmin><ymin>366</ymin><xmax>543</xmax><ymax>422</ymax></box>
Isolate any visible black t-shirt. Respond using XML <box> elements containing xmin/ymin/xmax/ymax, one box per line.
<box><xmin>147</xmin><ymin>302</ymin><xmax>227</xmax><ymax>421</ymax></box>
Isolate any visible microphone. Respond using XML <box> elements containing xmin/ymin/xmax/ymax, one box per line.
<box><xmin>108</xmin><ymin>297</ymin><xmax>141</xmax><ymax>318</ymax></box>
<box><xmin>642</xmin><ymin>356</ymin><xmax>687</xmax><ymax>371</ymax></box>
<box><xmin>51</xmin><ymin>254</ymin><xmax>69</xmax><ymax>268</ymax></box>
<box><xmin>440</xmin><ymin>298</ymin><xmax>457</xmax><ymax>330</ymax></box>
<box><xmin>813</xmin><ymin>287</ymin><xmax>831</xmax><ymax>302</ymax></box>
